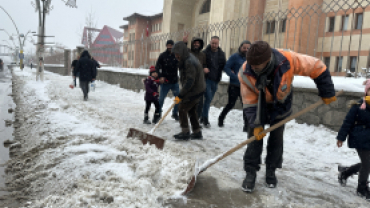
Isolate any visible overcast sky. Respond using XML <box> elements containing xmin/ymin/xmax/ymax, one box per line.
<box><xmin>0</xmin><ymin>0</ymin><xmax>163</xmax><ymax>55</ymax></box>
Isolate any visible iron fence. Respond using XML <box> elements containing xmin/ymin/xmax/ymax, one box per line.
<box><xmin>85</xmin><ymin>0</ymin><xmax>370</xmax><ymax>76</ymax></box>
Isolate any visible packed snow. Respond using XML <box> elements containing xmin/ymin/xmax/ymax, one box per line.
<box><xmin>6</xmin><ymin>67</ymin><xmax>370</xmax><ymax>207</ymax></box>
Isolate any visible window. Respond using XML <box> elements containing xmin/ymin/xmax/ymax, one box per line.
<box><xmin>281</xmin><ymin>19</ymin><xmax>287</xmax><ymax>33</ymax></box>
<box><xmin>266</xmin><ymin>21</ymin><xmax>276</xmax><ymax>34</ymax></box>
<box><xmin>130</xmin><ymin>33</ymin><xmax>135</xmax><ymax>41</ymax></box>
<box><xmin>328</xmin><ymin>17</ymin><xmax>335</xmax><ymax>32</ymax></box>
<box><xmin>341</xmin><ymin>15</ymin><xmax>349</xmax><ymax>31</ymax></box>
<box><xmin>123</xmin><ymin>46</ymin><xmax>127</xmax><ymax>53</ymax></box>
<box><xmin>355</xmin><ymin>13</ymin><xmax>363</xmax><ymax>30</ymax></box>
<box><xmin>349</xmin><ymin>56</ymin><xmax>357</xmax><ymax>72</ymax></box>
<box><xmin>129</xmin><ymin>19</ymin><xmax>136</xmax><ymax>25</ymax></box>
<box><xmin>324</xmin><ymin>57</ymin><xmax>331</xmax><ymax>70</ymax></box>
<box><xmin>335</xmin><ymin>56</ymin><xmax>343</xmax><ymax>72</ymax></box>
<box><xmin>200</xmin><ymin>0</ymin><xmax>211</xmax><ymax>14</ymax></box>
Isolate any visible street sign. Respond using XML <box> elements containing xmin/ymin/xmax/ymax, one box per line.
<box><xmin>19</xmin><ymin>53</ymin><xmax>24</xmax><ymax>59</ymax></box>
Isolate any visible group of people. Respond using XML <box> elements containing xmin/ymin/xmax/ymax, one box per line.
<box><xmin>71</xmin><ymin>50</ymin><xmax>100</xmax><ymax>101</ymax></box>
<box><xmin>144</xmin><ymin>37</ymin><xmax>370</xmax><ymax>200</ymax></box>
<box><xmin>144</xmin><ymin>35</ymin><xmax>249</xmax><ymax>140</ymax></box>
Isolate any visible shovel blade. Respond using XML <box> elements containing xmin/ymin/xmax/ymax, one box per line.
<box><xmin>182</xmin><ymin>160</ymin><xmax>201</xmax><ymax>195</ymax></box>
<box><xmin>127</xmin><ymin>128</ymin><xmax>165</xmax><ymax>150</ymax></box>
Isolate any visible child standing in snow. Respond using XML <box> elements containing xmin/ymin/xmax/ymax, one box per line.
<box><xmin>143</xmin><ymin>66</ymin><xmax>161</xmax><ymax>124</ymax></box>
<box><xmin>337</xmin><ymin>79</ymin><xmax>370</xmax><ymax>201</ymax></box>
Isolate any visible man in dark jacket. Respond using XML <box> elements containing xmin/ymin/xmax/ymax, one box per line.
<box><xmin>155</xmin><ymin>40</ymin><xmax>180</xmax><ymax>121</ymax></box>
<box><xmin>183</xmin><ymin>35</ymin><xmax>207</xmax><ymax>121</ymax></box>
<box><xmin>202</xmin><ymin>36</ymin><xmax>226</xmax><ymax>128</ymax></box>
<box><xmin>239</xmin><ymin>41</ymin><xmax>336</xmax><ymax>192</ymax></box>
<box><xmin>71</xmin><ymin>55</ymin><xmax>80</xmax><ymax>87</ymax></box>
<box><xmin>73</xmin><ymin>50</ymin><xmax>96</xmax><ymax>101</ymax></box>
<box><xmin>172</xmin><ymin>41</ymin><xmax>206</xmax><ymax>140</ymax></box>
<box><xmin>218</xmin><ymin>40</ymin><xmax>251</xmax><ymax>131</ymax></box>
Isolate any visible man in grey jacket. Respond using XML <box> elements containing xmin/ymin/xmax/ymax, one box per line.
<box><xmin>172</xmin><ymin>41</ymin><xmax>206</xmax><ymax>140</ymax></box>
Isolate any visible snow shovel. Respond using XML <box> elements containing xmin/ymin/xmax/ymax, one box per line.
<box><xmin>127</xmin><ymin>102</ymin><xmax>176</xmax><ymax>150</ymax></box>
<box><xmin>182</xmin><ymin>90</ymin><xmax>344</xmax><ymax>195</ymax></box>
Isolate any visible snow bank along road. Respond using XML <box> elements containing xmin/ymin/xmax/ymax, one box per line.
<box><xmin>3</xmin><ymin>67</ymin><xmax>369</xmax><ymax>208</ymax></box>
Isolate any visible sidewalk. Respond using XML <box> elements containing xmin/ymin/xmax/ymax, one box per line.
<box><xmin>6</xmin><ymin>67</ymin><xmax>369</xmax><ymax>208</ymax></box>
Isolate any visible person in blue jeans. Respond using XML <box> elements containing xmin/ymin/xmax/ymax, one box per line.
<box><xmin>218</xmin><ymin>40</ymin><xmax>251</xmax><ymax>132</ymax></box>
<box><xmin>155</xmin><ymin>40</ymin><xmax>180</xmax><ymax>121</ymax></box>
<box><xmin>201</xmin><ymin>36</ymin><xmax>226</xmax><ymax>128</ymax></box>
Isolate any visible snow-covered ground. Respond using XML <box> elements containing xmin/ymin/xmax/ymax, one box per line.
<box><xmin>7</xmin><ymin>67</ymin><xmax>370</xmax><ymax>207</ymax></box>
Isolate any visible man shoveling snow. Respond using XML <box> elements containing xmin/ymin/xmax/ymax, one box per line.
<box><xmin>239</xmin><ymin>41</ymin><xmax>336</xmax><ymax>192</ymax></box>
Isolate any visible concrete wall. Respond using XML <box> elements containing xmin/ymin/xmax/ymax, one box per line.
<box><xmin>41</xmin><ymin>65</ymin><xmax>363</xmax><ymax>131</ymax></box>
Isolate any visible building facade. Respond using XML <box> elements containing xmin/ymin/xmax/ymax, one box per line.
<box><xmin>120</xmin><ymin>0</ymin><xmax>370</xmax><ymax>74</ymax></box>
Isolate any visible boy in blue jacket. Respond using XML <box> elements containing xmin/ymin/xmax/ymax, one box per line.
<box><xmin>218</xmin><ymin>40</ymin><xmax>251</xmax><ymax>132</ymax></box>
<box><xmin>337</xmin><ymin>80</ymin><xmax>370</xmax><ymax>201</ymax></box>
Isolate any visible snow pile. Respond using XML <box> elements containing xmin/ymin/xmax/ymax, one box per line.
<box><xmin>99</xmin><ymin>66</ymin><xmax>367</xmax><ymax>93</ymax></box>
<box><xmin>10</xmin><ymin>68</ymin><xmax>194</xmax><ymax>208</ymax></box>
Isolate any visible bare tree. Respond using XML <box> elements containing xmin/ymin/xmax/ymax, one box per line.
<box><xmin>76</xmin><ymin>8</ymin><xmax>99</xmax><ymax>48</ymax></box>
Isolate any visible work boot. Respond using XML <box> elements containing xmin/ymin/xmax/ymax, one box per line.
<box><xmin>143</xmin><ymin>114</ymin><xmax>151</xmax><ymax>124</ymax></box>
<box><xmin>218</xmin><ymin>116</ymin><xmax>224</xmax><ymax>127</ymax></box>
<box><xmin>266</xmin><ymin>166</ymin><xmax>278</xmax><ymax>188</ymax></box>
<box><xmin>203</xmin><ymin>117</ymin><xmax>211</xmax><ymax>128</ymax></box>
<box><xmin>357</xmin><ymin>183</ymin><xmax>370</xmax><ymax>201</ymax></box>
<box><xmin>171</xmin><ymin>113</ymin><xmax>179</xmax><ymax>121</ymax></box>
<box><xmin>241</xmin><ymin>167</ymin><xmax>257</xmax><ymax>193</ymax></box>
<box><xmin>174</xmin><ymin>132</ymin><xmax>190</xmax><ymax>140</ymax></box>
<box><xmin>83</xmin><ymin>95</ymin><xmax>88</xmax><ymax>101</ymax></box>
<box><xmin>152</xmin><ymin>113</ymin><xmax>160</xmax><ymax>124</ymax></box>
<box><xmin>338</xmin><ymin>165</ymin><xmax>349</xmax><ymax>187</ymax></box>
<box><xmin>190</xmin><ymin>131</ymin><xmax>203</xmax><ymax>140</ymax></box>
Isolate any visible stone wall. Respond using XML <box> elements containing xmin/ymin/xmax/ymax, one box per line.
<box><xmin>41</xmin><ymin>65</ymin><xmax>363</xmax><ymax>131</ymax></box>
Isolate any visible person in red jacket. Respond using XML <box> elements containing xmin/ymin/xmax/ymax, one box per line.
<box><xmin>143</xmin><ymin>66</ymin><xmax>161</xmax><ymax>124</ymax></box>
<box><xmin>239</xmin><ymin>41</ymin><xmax>337</xmax><ymax>192</ymax></box>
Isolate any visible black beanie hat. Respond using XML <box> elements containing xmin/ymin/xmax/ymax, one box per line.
<box><xmin>166</xmin><ymin>40</ymin><xmax>174</xmax><ymax>46</ymax></box>
<box><xmin>246</xmin><ymin>41</ymin><xmax>272</xmax><ymax>65</ymax></box>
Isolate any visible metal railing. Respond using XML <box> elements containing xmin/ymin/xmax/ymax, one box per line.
<box><xmin>82</xmin><ymin>0</ymin><xmax>370</xmax><ymax>75</ymax></box>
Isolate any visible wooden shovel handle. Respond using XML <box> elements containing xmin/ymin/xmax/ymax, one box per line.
<box><xmin>204</xmin><ymin>90</ymin><xmax>344</xmax><ymax>171</ymax></box>
<box><xmin>151</xmin><ymin>102</ymin><xmax>176</xmax><ymax>134</ymax></box>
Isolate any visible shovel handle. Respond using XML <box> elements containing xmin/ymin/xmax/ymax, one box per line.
<box><xmin>151</xmin><ymin>102</ymin><xmax>176</xmax><ymax>134</ymax></box>
<box><xmin>203</xmin><ymin>90</ymin><xmax>344</xmax><ymax>171</ymax></box>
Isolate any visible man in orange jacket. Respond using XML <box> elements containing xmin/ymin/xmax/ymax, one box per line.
<box><xmin>239</xmin><ymin>41</ymin><xmax>336</xmax><ymax>192</ymax></box>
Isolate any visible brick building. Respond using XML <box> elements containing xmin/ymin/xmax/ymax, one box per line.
<box><xmin>120</xmin><ymin>13</ymin><xmax>163</xmax><ymax>68</ymax></box>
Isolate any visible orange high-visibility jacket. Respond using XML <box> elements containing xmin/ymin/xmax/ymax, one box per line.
<box><xmin>238</xmin><ymin>48</ymin><xmax>335</xmax><ymax>128</ymax></box>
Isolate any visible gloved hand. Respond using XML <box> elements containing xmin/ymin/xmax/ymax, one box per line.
<box><xmin>174</xmin><ymin>96</ymin><xmax>182</xmax><ymax>104</ymax></box>
<box><xmin>153</xmin><ymin>92</ymin><xmax>159</xmax><ymax>96</ymax></box>
<box><xmin>253</xmin><ymin>126</ymin><xmax>266</xmax><ymax>141</ymax></box>
<box><xmin>322</xmin><ymin>96</ymin><xmax>337</xmax><ymax>105</ymax></box>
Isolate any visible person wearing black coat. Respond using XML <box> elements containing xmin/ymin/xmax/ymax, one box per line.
<box><xmin>73</xmin><ymin>50</ymin><xmax>96</xmax><ymax>101</ymax></box>
<box><xmin>201</xmin><ymin>36</ymin><xmax>226</xmax><ymax>127</ymax></box>
<box><xmin>155</xmin><ymin>40</ymin><xmax>180</xmax><ymax>121</ymax></box>
<box><xmin>337</xmin><ymin>80</ymin><xmax>370</xmax><ymax>201</ymax></box>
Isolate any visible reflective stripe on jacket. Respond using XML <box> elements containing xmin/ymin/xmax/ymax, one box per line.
<box><xmin>238</xmin><ymin>48</ymin><xmax>335</xmax><ymax>128</ymax></box>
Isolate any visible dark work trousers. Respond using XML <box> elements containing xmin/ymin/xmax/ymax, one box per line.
<box><xmin>197</xmin><ymin>94</ymin><xmax>204</xmax><ymax>119</ymax></box>
<box><xmin>219</xmin><ymin>85</ymin><xmax>248</xmax><ymax>127</ymax></box>
<box><xmin>244</xmin><ymin>123</ymin><xmax>285</xmax><ymax>171</ymax></box>
<box><xmin>79</xmin><ymin>80</ymin><xmax>89</xmax><ymax>98</ymax></box>
<box><xmin>145</xmin><ymin>100</ymin><xmax>160</xmax><ymax>115</ymax></box>
<box><xmin>342</xmin><ymin>149</ymin><xmax>370</xmax><ymax>185</ymax></box>
<box><xmin>179</xmin><ymin>98</ymin><xmax>201</xmax><ymax>133</ymax></box>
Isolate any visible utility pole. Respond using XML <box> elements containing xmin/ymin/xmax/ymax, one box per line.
<box><xmin>33</xmin><ymin>0</ymin><xmax>77</xmax><ymax>81</ymax></box>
